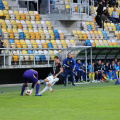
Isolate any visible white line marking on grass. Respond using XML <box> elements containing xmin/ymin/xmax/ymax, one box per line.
<box><xmin>0</xmin><ymin>85</ymin><xmax>117</xmax><ymax>96</ymax></box>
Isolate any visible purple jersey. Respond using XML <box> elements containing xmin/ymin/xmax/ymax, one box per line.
<box><xmin>23</xmin><ymin>69</ymin><xmax>38</xmax><ymax>83</ymax></box>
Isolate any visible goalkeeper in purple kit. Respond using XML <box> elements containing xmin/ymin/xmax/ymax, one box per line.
<box><xmin>20</xmin><ymin>69</ymin><xmax>41</xmax><ymax>96</ymax></box>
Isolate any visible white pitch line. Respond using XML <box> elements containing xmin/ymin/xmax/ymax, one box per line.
<box><xmin>0</xmin><ymin>85</ymin><xmax>117</xmax><ymax>96</ymax></box>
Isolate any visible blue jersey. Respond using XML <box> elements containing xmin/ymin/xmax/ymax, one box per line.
<box><xmin>88</xmin><ymin>64</ymin><xmax>94</xmax><ymax>72</ymax></box>
<box><xmin>63</xmin><ymin>57</ymin><xmax>75</xmax><ymax>70</ymax></box>
<box><xmin>104</xmin><ymin>65</ymin><xmax>109</xmax><ymax>72</ymax></box>
<box><xmin>115</xmin><ymin>65</ymin><xmax>119</xmax><ymax>70</ymax></box>
<box><xmin>75</xmin><ymin>63</ymin><xmax>83</xmax><ymax>71</ymax></box>
<box><xmin>23</xmin><ymin>69</ymin><xmax>38</xmax><ymax>83</ymax></box>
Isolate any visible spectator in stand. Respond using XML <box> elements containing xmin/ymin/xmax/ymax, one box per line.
<box><xmin>47</xmin><ymin>0</ymin><xmax>55</xmax><ymax>13</ymax></box>
<box><xmin>109</xmin><ymin>0</ymin><xmax>118</xmax><ymax>7</ymax></box>
<box><xmin>112</xmin><ymin>8</ymin><xmax>120</xmax><ymax>23</ymax></box>
<box><xmin>103</xmin><ymin>7</ymin><xmax>115</xmax><ymax>23</ymax></box>
<box><xmin>95</xmin><ymin>0</ymin><xmax>103</xmax><ymax>28</ymax></box>
<box><xmin>94</xmin><ymin>60</ymin><xmax>102</xmax><ymax>81</ymax></box>
<box><xmin>94</xmin><ymin>0</ymin><xmax>98</xmax><ymax>7</ymax></box>
<box><xmin>25</xmin><ymin>0</ymin><xmax>42</xmax><ymax>13</ymax></box>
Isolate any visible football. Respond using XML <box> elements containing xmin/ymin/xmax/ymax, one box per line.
<box><xmin>25</xmin><ymin>89</ymin><xmax>31</xmax><ymax>96</ymax></box>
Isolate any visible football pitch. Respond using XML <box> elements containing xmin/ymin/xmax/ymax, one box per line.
<box><xmin>0</xmin><ymin>82</ymin><xmax>120</xmax><ymax>120</ymax></box>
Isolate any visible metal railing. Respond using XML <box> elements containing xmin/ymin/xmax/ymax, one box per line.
<box><xmin>48</xmin><ymin>0</ymin><xmax>94</xmax><ymax>19</ymax></box>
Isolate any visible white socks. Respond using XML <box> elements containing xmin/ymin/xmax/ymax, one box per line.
<box><xmin>39</xmin><ymin>86</ymin><xmax>49</xmax><ymax>95</ymax></box>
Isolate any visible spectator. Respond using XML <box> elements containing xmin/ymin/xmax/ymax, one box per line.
<box><xmin>47</xmin><ymin>0</ymin><xmax>55</xmax><ymax>13</ymax></box>
<box><xmin>94</xmin><ymin>60</ymin><xmax>102</xmax><ymax>81</ymax></box>
<box><xmin>95</xmin><ymin>0</ymin><xmax>103</xmax><ymax>28</ymax></box>
<box><xmin>103</xmin><ymin>7</ymin><xmax>115</xmax><ymax>23</ymax></box>
<box><xmin>112</xmin><ymin>8</ymin><xmax>120</xmax><ymax>23</ymax></box>
<box><xmin>94</xmin><ymin>0</ymin><xmax>98</xmax><ymax>7</ymax></box>
<box><xmin>25</xmin><ymin>0</ymin><xmax>42</xmax><ymax>13</ymax></box>
<box><xmin>63</xmin><ymin>53</ymin><xmax>76</xmax><ymax>86</ymax></box>
<box><xmin>109</xmin><ymin>0</ymin><xmax>118</xmax><ymax>7</ymax></box>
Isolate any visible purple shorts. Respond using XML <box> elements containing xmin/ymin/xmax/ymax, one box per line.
<box><xmin>23</xmin><ymin>69</ymin><xmax>38</xmax><ymax>84</ymax></box>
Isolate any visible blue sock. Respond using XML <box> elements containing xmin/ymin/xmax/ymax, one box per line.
<box><xmin>95</xmin><ymin>74</ymin><xmax>98</xmax><ymax>80</ymax></box>
<box><xmin>20</xmin><ymin>84</ymin><xmax>27</xmax><ymax>96</ymax></box>
<box><xmin>36</xmin><ymin>84</ymin><xmax>40</xmax><ymax>94</ymax></box>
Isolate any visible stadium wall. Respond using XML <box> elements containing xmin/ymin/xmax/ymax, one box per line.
<box><xmin>0</xmin><ymin>67</ymin><xmax>53</xmax><ymax>84</ymax></box>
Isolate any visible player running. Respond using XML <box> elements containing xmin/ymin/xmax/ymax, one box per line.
<box><xmin>20</xmin><ymin>69</ymin><xmax>41</xmax><ymax>96</ymax></box>
<box><xmin>38</xmin><ymin>56</ymin><xmax>63</xmax><ymax>96</ymax></box>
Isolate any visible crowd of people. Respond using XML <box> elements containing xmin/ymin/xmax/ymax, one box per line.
<box><xmin>95</xmin><ymin>0</ymin><xmax>120</xmax><ymax>28</ymax></box>
<box><xmin>63</xmin><ymin>53</ymin><xmax>119</xmax><ymax>83</ymax></box>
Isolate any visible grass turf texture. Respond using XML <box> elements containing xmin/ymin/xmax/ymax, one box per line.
<box><xmin>0</xmin><ymin>82</ymin><xmax>120</xmax><ymax>120</ymax></box>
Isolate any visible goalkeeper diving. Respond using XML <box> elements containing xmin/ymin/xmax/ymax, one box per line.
<box><xmin>38</xmin><ymin>56</ymin><xmax>63</xmax><ymax>96</ymax></box>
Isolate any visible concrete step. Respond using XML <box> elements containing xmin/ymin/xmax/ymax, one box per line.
<box><xmin>41</xmin><ymin>18</ymin><xmax>52</xmax><ymax>21</ymax></box>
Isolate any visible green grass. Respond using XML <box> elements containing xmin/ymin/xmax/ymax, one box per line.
<box><xmin>0</xmin><ymin>82</ymin><xmax>120</xmax><ymax>120</ymax></box>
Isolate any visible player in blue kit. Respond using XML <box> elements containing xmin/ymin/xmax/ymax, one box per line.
<box><xmin>20</xmin><ymin>69</ymin><xmax>41</xmax><ymax>96</ymax></box>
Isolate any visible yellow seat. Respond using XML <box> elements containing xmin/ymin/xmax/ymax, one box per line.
<box><xmin>35</xmin><ymin>14</ymin><xmax>40</xmax><ymax>21</ymax></box>
<box><xmin>25</xmin><ymin>33</ymin><xmax>30</xmax><ymax>39</ymax></box>
<box><xmin>79</xmin><ymin>34</ymin><xmax>83</xmax><ymax>39</ymax></box>
<box><xmin>39</xmin><ymin>30</ymin><xmax>44</xmax><ymax>34</ymax></box>
<box><xmin>60</xmin><ymin>34</ymin><xmax>64</xmax><ymax>40</ymax></box>
<box><xmin>49</xmin><ymin>50</ymin><xmax>54</xmax><ymax>60</ymax></box>
<box><xmin>29</xmin><ymin>11</ymin><xmax>34</xmax><ymax>15</ymax></box>
<box><xmin>72</xmin><ymin>30</ymin><xmax>77</xmax><ymax>35</ymax></box>
<box><xmin>42</xmin><ymin>42</ymin><xmax>47</xmax><ymax>48</ymax></box>
<box><xmin>30</xmin><ymin>33</ymin><xmax>35</xmax><ymax>39</ymax></box>
<box><xmin>23</xmin><ymin>29</ymin><xmax>28</xmax><ymax>33</ymax></box>
<box><xmin>40</xmin><ymin>33</ymin><xmax>45</xmax><ymax>39</ymax></box>
<box><xmin>28</xmin><ymin>29</ymin><xmax>33</xmax><ymax>33</ymax></box>
<box><xmin>15</xmin><ymin>14</ymin><xmax>20</xmax><ymax>20</ymax></box>
<box><xmin>36</xmin><ymin>21</ymin><xmax>41</xmax><ymax>24</ymax></box>
<box><xmin>46</xmin><ymin>40</ymin><xmax>50</xmax><ymax>43</ymax></box>
<box><xmin>13</xmin><ymin>54</ymin><xmax>18</xmax><ymax>61</ymax></box>
<box><xmin>52</xmin><ymin>43</ymin><xmax>57</xmax><ymax>48</ymax></box>
<box><xmin>27</xmin><ymin>23</ymin><xmax>32</xmax><ymax>29</ymax></box>
<box><xmin>32</xmin><ymin>43</ymin><xmax>37</xmax><ymax>48</ymax></box>
<box><xmin>50</xmin><ymin>34</ymin><xmax>54</xmax><ymax>40</ymax></box>
<box><xmin>17</xmin><ymin>23</ymin><xmax>22</xmax><ymax>29</ymax></box>
<box><xmin>0</xmin><ymin>10</ymin><xmax>4</xmax><ymax>16</ymax></box>
<box><xmin>76</xmin><ymin>30</ymin><xmax>81</xmax><ymax>35</ymax></box>
<box><xmin>16</xmin><ymin>42</ymin><xmax>21</xmax><ymax>48</ymax></box>
<box><xmin>20</xmin><ymin>13</ymin><xmax>25</xmax><ymax>20</ymax></box>
<box><xmin>22</xmin><ymin>43</ymin><xmax>27</xmax><ymax>48</ymax></box>
<box><xmin>35</xmin><ymin>32</ymin><xmax>40</xmax><ymax>39</ymax></box>
<box><xmin>25</xmin><ymin>13</ymin><xmax>30</xmax><ymax>20</ymax></box>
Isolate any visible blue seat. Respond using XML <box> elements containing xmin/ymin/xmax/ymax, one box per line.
<box><xmin>103</xmin><ymin>34</ymin><xmax>108</xmax><ymax>40</ymax></box>
<box><xmin>0</xmin><ymin>3</ymin><xmax>4</xmax><ymax>10</ymax></box>
<box><xmin>9</xmin><ymin>39</ymin><xmax>14</xmax><ymax>43</ymax></box>
<box><xmin>55</xmin><ymin>33</ymin><xmax>59</xmax><ymax>40</ymax></box>
<box><xmin>85</xmin><ymin>40</ymin><xmax>90</xmax><ymax>45</ymax></box>
<box><xmin>19</xmin><ymin>32</ymin><xmax>25</xmax><ymax>39</ymax></box>
<box><xmin>102</xmin><ymin>31</ymin><xmax>106</xmax><ymax>34</ymax></box>
<box><xmin>53</xmin><ymin>30</ymin><xmax>58</xmax><ymax>34</ymax></box>
<box><xmin>40</xmin><ymin>55</ymin><xmax>46</xmax><ymax>61</ymax></box>
<box><xmin>47</xmin><ymin>43</ymin><xmax>52</xmax><ymax>48</ymax></box>
<box><xmin>28</xmin><ymin>50</ymin><xmax>33</xmax><ymax>54</ymax></box>
<box><xmin>87</xmin><ymin>25</ymin><xmax>92</xmax><ymax>31</ymax></box>
<box><xmin>35</xmin><ymin>55</ymin><xmax>40</xmax><ymax>61</ymax></box>
<box><xmin>86</xmin><ymin>42</ymin><xmax>91</xmax><ymax>46</ymax></box>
